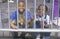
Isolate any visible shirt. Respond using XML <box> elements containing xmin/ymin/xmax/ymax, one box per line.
<box><xmin>10</xmin><ymin>10</ymin><xmax>32</xmax><ymax>27</ymax></box>
<box><xmin>36</xmin><ymin>14</ymin><xmax>50</xmax><ymax>25</ymax></box>
<box><xmin>36</xmin><ymin>14</ymin><xmax>50</xmax><ymax>28</ymax></box>
<box><xmin>10</xmin><ymin>10</ymin><xmax>31</xmax><ymax>21</ymax></box>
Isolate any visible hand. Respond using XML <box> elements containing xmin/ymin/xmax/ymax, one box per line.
<box><xmin>44</xmin><ymin>24</ymin><xmax>49</xmax><ymax>28</ymax></box>
<box><xmin>53</xmin><ymin>19</ymin><xmax>60</xmax><ymax>26</ymax></box>
<box><xmin>40</xmin><ymin>21</ymin><xmax>49</xmax><ymax>28</ymax></box>
<box><xmin>32</xmin><ymin>15</ymin><xmax>34</xmax><ymax>20</ymax></box>
<box><xmin>40</xmin><ymin>21</ymin><xmax>43</xmax><ymax>26</ymax></box>
<box><xmin>12</xmin><ymin>26</ymin><xmax>18</xmax><ymax>29</ymax></box>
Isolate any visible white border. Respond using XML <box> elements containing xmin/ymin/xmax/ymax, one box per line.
<box><xmin>0</xmin><ymin>29</ymin><xmax>60</xmax><ymax>32</ymax></box>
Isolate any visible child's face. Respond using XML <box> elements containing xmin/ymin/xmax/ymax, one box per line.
<box><xmin>38</xmin><ymin>6</ymin><xmax>45</xmax><ymax>16</ymax></box>
<box><xmin>18</xmin><ymin>2</ymin><xmax>25</xmax><ymax>13</ymax></box>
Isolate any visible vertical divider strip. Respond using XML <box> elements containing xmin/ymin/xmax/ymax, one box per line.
<box><xmin>25</xmin><ymin>0</ymin><xmax>27</xmax><ymax>29</ymax></box>
<box><xmin>17</xmin><ymin>0</ymin><xmax>19</xmax><ymax>29</ymax></box>
<box><xmin>43</xmin><ymin>0</ymin><xmax>45</xmax><ymax>29</ymax></box>
<box><xmin>0</xmin><ymin>8</ymin><xmax>2</xmax><ymax>29</ymax></box>
<box><xmin>57</xmin><ymin>0</ymin><xmax>59</xmax><ymax>29</ymax></box>
<box><xmin>51</xmin><ymin>0</ymin><xmax>54</xmax><ymax>29</ymax></box>
<box><xmin>34</xmin><ymin>0</ymin><xmax>36</xmax><ymax>29</ymax></box>
<box><xmin>8</xmin><ymin>0</ymin><xmax>10</xmax><ymax>29</ymax></box>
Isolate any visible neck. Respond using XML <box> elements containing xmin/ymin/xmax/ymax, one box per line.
<box><xmin>18</xmin><ymin>11</ymin><xmax>24</xmax><ymax>14</ymax></box>
<box><xmin>38</xmin><ymin>14</ymin><xmax>43</xmax><ymax>17</ymax></box>
<box><xmin>20</xmin><ymin>12</ymin><xmax>23</xmax><ymax>14</ymax></box>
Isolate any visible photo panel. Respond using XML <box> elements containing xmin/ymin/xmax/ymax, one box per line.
<box><xmin>45</xmin><ymin>0</ymin><xmax>53</xmax><ymax>29</ymax></box>
<box><xmin>0</xmin><ymin>6</ymin><xmax>2</xmax><ymax>29</ymax></box>
<box><xmin>58</xmin><ymin>0</ymin><xmax>60</xmax><ymax>29</ymax></box>
<box><xmin>36</xmin><ymin>0</ymin><xmax>45</xmax><ymax>29</ymax></box>
<box><xmin>0</xmin><ymin>0</ymin><xmax>59</xmax><ymax>29</ymax></box>
<box><xmin>27</xmin><ymin>0</ymin><xmax>34</xmax><ymax>28</ymax></box>
<box><xmin>17</xmin><ymin>0</ymin><xmax>26</xmax><ymax>29</ymax></box>
<box><xmin>52</xmin><ymin>0</ymin><xmax>59</xmax><ymax>29</ymax></box>
<box><xmin>44</xmin><ymin>0</ymin><xmax>59</xmax><ymax>29</ymax></box>
<box><xmin>0</xmin><ymin>0</ymin><xmax>9</xmax><ymax>29</ymax></box>
<box><xmin>9</xmin><ymin>0</ymin><xmax>17</xmax><ymax>29</ymax></box>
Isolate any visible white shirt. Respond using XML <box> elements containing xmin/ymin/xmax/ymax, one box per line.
<box><xmin>35</xmin><ymin>15</ymin><xmax>50</xmax><ymax>25</ymax></box>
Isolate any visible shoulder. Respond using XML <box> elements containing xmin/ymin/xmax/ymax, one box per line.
<box><xmin>11</xmin><ymin>11</ymin><xmax>17</xmax><ymax>15</ymax></box>
<box><xmin>24</xmin><ymin>10</ymin><xmax>31</xmax><ymax>13</ymax></box>
<box><xmin>24</xmin><ymin>10</ymin><xmax>31</xmax><ymax>15</ymax></box>
<box><xmin>13</xmin><ymin>11</ymin><xmax>17</xmax><ymax>15</ymax></box>
<box><xmin>45</xmin><ymin>15</ymin><xmax>50</xmax><ymax>20</ymax></box>
<box><xmin>10</xmin><ymin>11</ymin><xmax>17</xmax><ymax>19</ymax></box>
<box><xmin>46</xmin><ymin>15</ymin><xmax>50</xmax><ymax>18</ymax></box>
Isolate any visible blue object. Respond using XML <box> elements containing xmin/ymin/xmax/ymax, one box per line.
<box><xmin>10</xmin><ymin>10</ymin><xmax>32</xmax><ymax>27</ymax></box>
<box><xmin>10</xmin><ymin>10</ymin><xmax>31</xmax><ymax>21</ymax></box>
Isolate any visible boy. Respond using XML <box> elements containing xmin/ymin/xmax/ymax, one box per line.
<box><xmin>10</xmin><ymin>1</ymin><xmax>32</xmax><ymax>39</ymax></box>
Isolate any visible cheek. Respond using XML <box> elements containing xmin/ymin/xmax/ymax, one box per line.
<box><xmin>19</xmin><ymin>7</ymin><xmax>22</xmax><ymax>9</ymax></box>
<box><xmin>40</xmin><ymin>10</ymin><xmax>44</xmax><ymax>13</ymax></box>
<box><xmin>38</xmin><ymin>10</ymin><xmax>39</xmax><ymax>13</ymax></box>
<box><xmin>18</xmin><ymin>7</ymin><xmax>24</xmax><ymax>10</ymax></box>
<box><xmin>39</xmin><ymin>10</ymin><xmax>42</xmax><ymax>13</ymax></box>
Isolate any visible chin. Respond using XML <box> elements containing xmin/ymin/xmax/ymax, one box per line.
<box><xmin>20</xmin><ymin>11</ymin><xmax>23</xmax><ymax>12</ymax></box>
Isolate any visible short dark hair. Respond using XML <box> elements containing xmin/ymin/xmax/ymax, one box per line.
<box><xmin>38</xmin><ymin>4</ymin><xmax>48</xmax><ymax>12</ymax></box>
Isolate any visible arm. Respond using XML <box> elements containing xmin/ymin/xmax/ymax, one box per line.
<box><xmin>44</xmin><ymin>15</ymin><xmax>50</xmax><ymax>28</ymax></box>
<box><xmin>40</xmin><ymin>15</ymin><xmax>50</xmax><ymax>28</ymax></box>
<box><xmin>53</xmin><ymin>17</ymin><xmax>60</xmax><ymax>26</ymax></box>
<box><xmin>10</xmin><ymin>12</ymin><xmax>18</xmax><ymax>29</ymax></box>
<box><xmin>27</xmin><ymin>11</ymin><xmax>32</xmax><ymax>23</ymax></box>
<box><xmin>10</xmin><ymin>20</ymin><xmax>18</xmax><ymax>29</ymax></box>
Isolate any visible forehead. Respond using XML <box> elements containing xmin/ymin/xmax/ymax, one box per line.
<box><xmin>18</xmin><ymin>2</ymin><xmax>24</xmax><ymax>6</ymax></box>
<box><xmin>39</xmin><ymin>6</ymin><xmax>44</xmax><ymax>8</ymax></box>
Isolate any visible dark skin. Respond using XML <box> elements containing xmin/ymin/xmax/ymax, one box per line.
<box><xmin>10</xmin><ymin>2</ymin><xmax>31</xmax><ymax>29</ymax></box>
